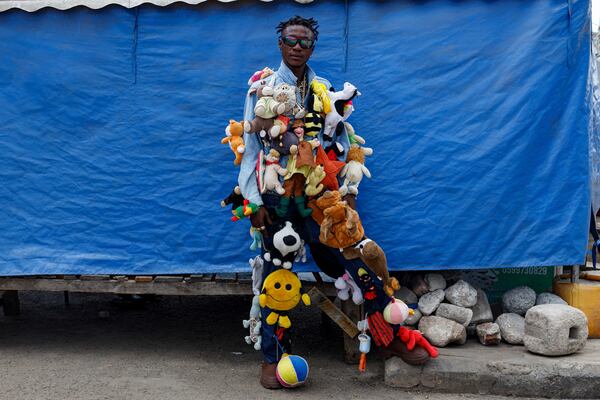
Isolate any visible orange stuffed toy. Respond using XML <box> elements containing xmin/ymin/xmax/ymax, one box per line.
<box><xmin>221</xmin><ymin>120</ymin><xmax>246</xmax><ymax>165</ymax></box>
<box><xmin>312</xmin><ymin>190</ymin><xmax>364</xmax><ymax>249</ymax></box>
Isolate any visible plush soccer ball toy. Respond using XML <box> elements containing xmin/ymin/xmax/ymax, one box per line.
<box><xmin>276</xmin><ymin>354</ymin><xmax>309</xmax><ymax>388</ymax></box>
<box><xmin>383</xmin><ymin>298</ymin><xmax>413</xmax><ymax>325</ymax></box>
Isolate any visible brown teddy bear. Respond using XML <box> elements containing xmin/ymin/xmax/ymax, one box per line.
<box><xmin>221</xmin><ymin>120</ymin><xmax>245</xmax><ymax>165</ymax></box>
<box><xmin>310</xmin><ymin>190</ymin><xmax>364</xmax><ymax>249</ymax></box>
<box><xmin>342</xmin><ymin>238</ymin><xmax>400</xmax><ymax>297</ymax></box>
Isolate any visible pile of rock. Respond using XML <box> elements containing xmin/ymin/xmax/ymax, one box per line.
<box><xmin>398</xmin><ymin>274</ymin><xmax>569</xmax><ymax>348</ymax></box>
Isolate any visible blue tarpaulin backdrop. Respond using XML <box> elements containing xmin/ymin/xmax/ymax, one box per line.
<box><xmin>0</xmin><ymin>0</ymin><xmax>593</xmax><ymax>275</ymax></box>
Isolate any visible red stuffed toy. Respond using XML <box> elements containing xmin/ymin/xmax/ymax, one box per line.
<box><xmin>397</xmin><ymin>326</ymin><xmax>439</xmax><ymax>358</ymax></box>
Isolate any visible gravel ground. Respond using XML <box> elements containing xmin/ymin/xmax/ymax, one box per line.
<box><xmin>0</xmin><ymin>291</ymin><xmax>542</xmax><ymax>400</ymax></box>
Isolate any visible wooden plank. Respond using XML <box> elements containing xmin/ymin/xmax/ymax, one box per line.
<box><xmin>237</xmin><ymin>273</ymin><xmax>253</xmax><ymax>283</ymax></box>
<box><xmin>0</xmin><ymin>277</ymin><xmax>336</xmax><ymax>297</ymax></box>
<box><xmin>80</xmin><ymin>275</ymin><xmax>110</xmax><ymax>281</ymax></box>
<box><xmin>134</xmin><ymin>276</ymin><xmax>153</xmax><ymax>283</ymax></box>
<box><xmin>341</xmin><ymin>300</ymin><xmax>363</xmax><ymax>364</ymax></box>
<box><xmin>154</xmin><ymin>276</ymin><xmax>184</xmax><ymax>283</ymax></box>
<box><xmin>307</xmin><ymin>287</ymin><xmax>359</xmax><ymax>339</ymax></box>
<box><xmin>215</xmin><ymin>273</ymin><xmax>237</xmax><ymax>282</ymax></box>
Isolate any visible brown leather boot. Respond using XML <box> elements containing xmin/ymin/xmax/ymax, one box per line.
<box><xmin>260</xmin><ymin>363</ymin><xmax>282</xmax><ymax>390</ymax></box>
<box><xmin>381</xmin><ymin>337</ymin><xmax>431</xmax><ymax>366</ymax></box>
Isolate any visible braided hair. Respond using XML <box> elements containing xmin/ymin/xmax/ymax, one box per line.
<box><xmin>276</xmin><ymin>16</ymin><xmax>319</xmax><ymax>41</ymax></box>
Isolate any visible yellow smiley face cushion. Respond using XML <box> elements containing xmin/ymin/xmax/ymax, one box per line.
<box><xmin>259</xmin><ymin>269</ymin><xmax>311</xmax><ymax>329</ymax></box>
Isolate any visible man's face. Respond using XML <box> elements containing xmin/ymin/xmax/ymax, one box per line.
<box><xmin>279</xmin><ymin>25</ymin><xmax>314</xmax><ymax>69</ymax></box>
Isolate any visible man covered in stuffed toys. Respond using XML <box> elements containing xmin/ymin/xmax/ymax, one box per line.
<box><xmin>235</xmin><ymin>16</ymin><xmax>437</xmax><ymax>390</ymax></box>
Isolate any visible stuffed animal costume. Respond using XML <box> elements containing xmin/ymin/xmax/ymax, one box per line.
<box><xmin>221</xmin><ymin>120</ymin><xmax>246</xmax><ymax>165</ymax></box>
<box><xmin>244</xmin><ymin>86</ymin><xmax>285</xmax><ymax>139</ymax></box>
<box><xmin>342</xmin><ymin>238</ymin><xmax>400</xmax><ymax>297</ymax></box>
<box><xmin>262</xmin><ymin>149</ymin><xmax>287</xmax><ymax>195</ymax></box>
<box><xmin>340</xmin><ymin>144</ymin><xmax>371</xmax><ymax>196</ymax></box>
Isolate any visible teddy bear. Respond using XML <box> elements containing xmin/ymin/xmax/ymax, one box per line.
<box><xmin>242</xmin><ymin>295</ymin><xmax>262</xmax><ymax>351</ymax></box>
<box><xmin>320</xmin><ymin>200</ymin><xmax>364</xmax><ymax>249</ymax></box>
<box><xmin>221</xmin><ymin>120</ymin><xmax>245</xmax><ymax>165</ymax></box>
<box><xmin>244</xmin><ymin>86</ymin><xmax>284</xmax><ymax>139</ymax></box>
<box><xmin>335</xmin><ymin>271</ymin><xmax>364</xmax><ymax>305</ymax></box>
<box><xmin>263</xmin><ymin>221</ymin><xmax>303</xmax><ymax>270</ymax></box>
<box><xmin>305</xmin><ymin>165</ymin><xmax>326</xmax><ymax>197</ymax></box>
<box><xmin>254</xmin><ymin>83</ymin><xmax>298</xmax><ymax>120</ymax></box>
<box><xmin>322</xmin><ymin>82</ymin><xmax>361</xmax><ymax>139</ymax></box>
<box><xmin>308</xmin><ymin>189</ymin><xmax>341</xmax><ymax>225</ymax></box>
<box><xmin>341</xmin><ymin>238</ymin><xmax>400</xmax><ymax>297</ymax></box>
<box><xmin>310</xmin><ymin>190</ymin><xmax>364</xmax><ymax>249</ymax></box>
<box><xmin>339</xmin><ymin>144</ymin><xmax>371</xmax><ymax>196</ymax></box>
<box><xmin>261</xmin><ymin>149</ymin><xmax>287</xmax><ymax>195</ymax></box>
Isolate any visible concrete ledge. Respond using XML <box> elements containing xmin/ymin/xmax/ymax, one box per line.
<box><xmin>385</xmin><ymin>339</ymin><xmax>600</xmax><ymax>398</ymax></box>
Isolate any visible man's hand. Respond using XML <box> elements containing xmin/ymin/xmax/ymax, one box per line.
<box><xmin>250</xmin><ymin>206</ymin><xmax>272</xmax><ymax>236</ymax></box>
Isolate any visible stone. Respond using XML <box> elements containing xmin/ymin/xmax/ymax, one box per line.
<box><xmin>405</xmin><ymin>308</ymin><xmax>422</xmax><ymax>326</ymax></box>
<box><xmin>418</xmin><ymin>289</ymin><xmax>445</xmax><ymax>316</ymax></box>
<box><xmin>435</xmin><ymin>303</ymin><xmax>473</xmax><ymax>326</ymax></box>
<box><xmin>469</xmin><ymin>289</ymin><xmax>493</xmax><ymax>327</ymax></box>
<box><xmin>535</xmin><ymin>292</ymin><xmax>567</xmax><ymax>306</ymax></box>
<box><xmin>409</xmin><ymin>275</ymin><xmax>430</xmax><ymax>297</ymax></box>
<box><xmin>418</xmin><ymin>316</ymin><xmax>467</xmax><ymax>347</ymax></box>
<box><xmin>476</xmin><ymin>322</ymin><xmax>501</xmax><ymax>345</ymax></box>
<box><xmin>444</xmin><ymin>280</ymin><xmax>477</xmax><ymax>308</ymax></box>
<box><xmin>396</xmin><ymin>286</ymin><xmax>418</xmax><ymax>305</ymax></box>
<box><xmin>496</xmin><ymin>313</ymin><xmax>525</xmax><ymax>345</ymax></box>
<box><xmin>524</xmin><ymin>304</ymin><xmax>588</xmax><ymax>356</ymax></box>
<box><xmin>502</xmin><ymin>286</ymin><xmax>536</xmax><ymax>315</ymax></box>
<box><xmin>384</xmin><ymin>357</ymin><xmax>422</xmax><ymax>388</ymax></box>
<box><xmin>424</xmin><ymin>273</ymin><xmax>446</xmax><ymax>291</ymax></box>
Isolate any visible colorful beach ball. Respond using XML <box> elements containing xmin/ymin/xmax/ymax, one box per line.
<box><xmin>383</xmin><ymin>298</ymin><xmax>413</xmax><ymax>325</ymax></box>
<box><xmin>276</xmin><ymin>354</ymin><xmax>309</xmax><ymax>388</ymax></box>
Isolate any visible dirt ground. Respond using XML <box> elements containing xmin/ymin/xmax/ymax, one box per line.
<box><xmin>0</xmin><ymin>291</ymin><xmax>541</xmax><ymax>400</ymax></box>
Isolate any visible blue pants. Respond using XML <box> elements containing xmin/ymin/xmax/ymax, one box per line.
<box><xmin>259</xmin><ymin>194</ymin><xmax>391</xmax><ymax>363</ymax></box>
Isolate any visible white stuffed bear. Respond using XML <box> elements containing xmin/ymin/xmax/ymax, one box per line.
<box><xmin>323</xmin><ymin>82</ymin><xmax>361</xmax><ymax>138</ymax></box>
<box><xmin>242</xmin><ymin>295</ymin><xmax>262</xmax><ymax>351</ymax></box>
<box><xmin>335</xmin><ymin>271</ymin><xmax>364</xmax><ymax>305</ymax></box>
<box><xmin>261</xmin><ymin>149</ymin><xmax>287</xmax><ymax>195</ymax></box>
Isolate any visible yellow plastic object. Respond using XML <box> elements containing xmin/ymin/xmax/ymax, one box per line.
<box><xmin>554</xmin><ymin>277</ymin><xmax>600</xmax><ymax>338</ymax></box>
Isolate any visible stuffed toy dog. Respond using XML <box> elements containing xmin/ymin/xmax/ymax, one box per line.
<box><xmin>263</xmin><ymin>221</ymin><xmax>303</xmax><ymax>270</ymax></box>
<box><xmin>342</xmin><ymin>238</ymin><xmax>400</xmax><ymax>297</ymax></box>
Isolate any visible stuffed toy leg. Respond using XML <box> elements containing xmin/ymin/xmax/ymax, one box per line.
<box><xmin>398</xmin><ymin>326</ymin><xmax>439</xmax><ymax>358</ymax></box>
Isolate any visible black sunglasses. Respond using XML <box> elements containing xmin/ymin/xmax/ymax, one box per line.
<box><xmin>280</xmin><ymin>35</ymin><xmax>315</xmax><ymax>50</ymax></box>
